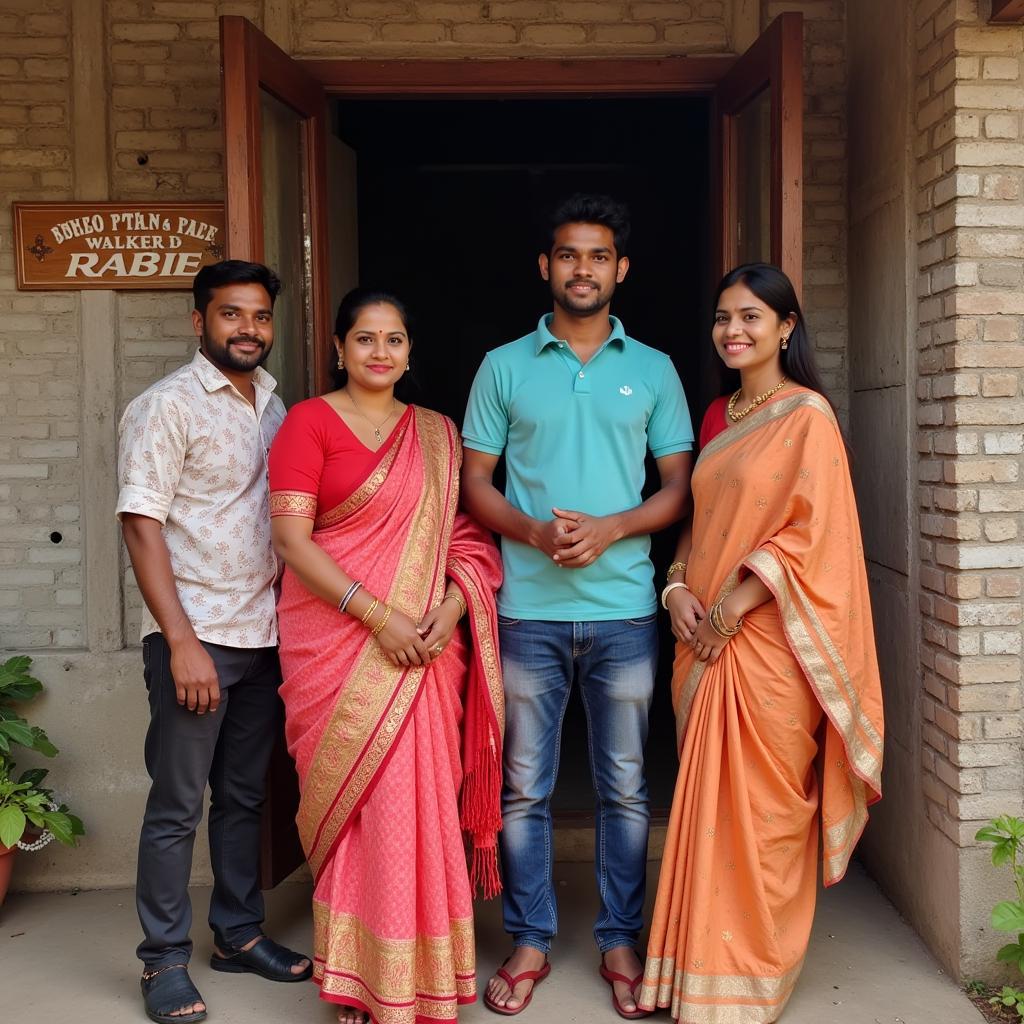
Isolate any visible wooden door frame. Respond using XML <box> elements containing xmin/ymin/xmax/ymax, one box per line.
<box><xmin>712</xmin><ymin>12</ymin><xmax>804</xmax><ymax>294</ymax></box>
<box><xmin>301</xmin><ymin>55</ymin><xmax>734</xmax><ymax>97</ymax></box>
<box><xmin>221</xmin><ymin>16</ymin><xmax>332</xmax><ymax>394</ymax></box>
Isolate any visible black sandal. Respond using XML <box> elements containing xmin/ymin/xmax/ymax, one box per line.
<box><xmin>140</xmin><ymin>965</ymin><xmax>207</xmax><ymax>1024</ymax></box>
<box><xmin>209</xmin><ymin>935</ymin><xmax>313</xmax><ymax>982</ymax></box>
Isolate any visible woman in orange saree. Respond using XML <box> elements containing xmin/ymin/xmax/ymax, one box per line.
<box><xmin>268</xmin><ymin>290</ymin><xmax>504</xmax><ymax>1024</ymax></box>
<box><xmin>639</xmin><ymin>264</ymin><xmax>883</xmax><ymax>1023</ymax></box>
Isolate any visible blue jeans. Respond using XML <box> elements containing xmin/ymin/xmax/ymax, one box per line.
<box><xmin>498</xmin><ymin>615</ymin><xmax>658</xmax><ymax>955</ymax></box>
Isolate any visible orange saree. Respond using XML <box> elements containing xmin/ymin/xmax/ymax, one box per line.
<box><xmin>273</xmin><ymin>407</ymin><xmax>504</xmax><ymax>1024</ymax></box>
<box><xmin>639</xmin><ymin>388</ymin><xmax>883</xmax><ymax>1023</ymax></box>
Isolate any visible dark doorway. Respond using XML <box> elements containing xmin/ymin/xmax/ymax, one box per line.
<box><xmin>333</xmin><ymin>95</ymin><xmax>712</xmax><ymax>814</ymax></box>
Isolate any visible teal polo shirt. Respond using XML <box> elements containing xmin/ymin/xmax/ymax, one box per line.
<box><xmin>463</xmin><ymin>314</ymin><xmax>694</xmax><ymax>621</ymax></box>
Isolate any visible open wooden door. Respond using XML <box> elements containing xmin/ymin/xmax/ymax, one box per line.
<box><xmin>221</xmin><ymin>14</ymin><xmax>332</xmax><ymax>401</ymax></box>
<box><xmin>220</xmin><ymin>14</ymin><xmax>330</xmax><ymax>886</ymax></box>
<box><xmin>712</xmin><ymin>11</ymin><xmax>803</xmax><ymax>294</ymax></box>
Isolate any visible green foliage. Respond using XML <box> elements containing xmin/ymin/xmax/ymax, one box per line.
<box><xmin>0</xmin><ymin>656</ymin><xmax>83</xmax><ymax>851</ymax></box>
<box><xmin>989</xmin><ymin>985</ymin><xmax>1024</xmax><ymax>1019</ymax></box>
<box><xmin>0</xmin><ymin>655</ymin><xmax>58</xmax><ymax>758</ymax></box>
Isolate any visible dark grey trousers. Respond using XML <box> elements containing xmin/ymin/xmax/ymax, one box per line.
<box><xmin>136</xmin><ymin>632</ymin><xmax>283</xmax><ymax>970</ymax></box>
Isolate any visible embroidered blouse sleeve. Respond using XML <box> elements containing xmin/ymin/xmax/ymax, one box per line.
<box><xmin>115</xmin><ymin>390</ymin><xmax>188</xmax><ymax>525</ymax></box>
<box><xmin>268</xmin><ymin>401</ymin><xmax>325</xmax><ymax>519</ymax></box>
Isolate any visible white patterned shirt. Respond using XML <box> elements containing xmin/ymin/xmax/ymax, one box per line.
<box><xmin>116</xmin><ymin>349</ymin><xmax>286</xmax><ymax>647</ymax></box>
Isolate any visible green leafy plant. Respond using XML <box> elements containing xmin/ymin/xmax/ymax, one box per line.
<box><xmin>0</xmin><ymin>656</ymin><xmax>83</xmax><ymax>850</ymax></box>
<box><xmin>991</xmin><ymin>986</ymin><xmax>1024</xmax><ymax>1017</ymax></box>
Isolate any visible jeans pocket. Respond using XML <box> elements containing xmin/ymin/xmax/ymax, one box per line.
<box><xmin>497</xmin><ymin>615</ymin><xmax>522</xmax><ymax>627</ymax></box>
<box><xmin>624</xmin><ymin>613</ymin><xmax>658</xmax><ymax>626</ymax></box>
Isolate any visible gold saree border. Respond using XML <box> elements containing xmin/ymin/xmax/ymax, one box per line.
<box><xmin>299</xmin><ymin>409</ymin><xmax>459</xmax><ymax>879</ymax></box>
<box><xmin>313</xmin><ymin>416</ymin><xmax>411</xmax><ymax>531</ymax></box>
<box><xmin>743</xmin><ymin>549</ymin><xmax>882</xmax><ymax>792</ymax></box>
<box><xmin>743</xmin><ymin>548</ymin><xmax>878</xmax><ymax>883</ymax></box>
<box><xmin>313</xmin><ymin>902</ymin><xmax>475</xmax><ymax>1024</ymax></box>
<box><xmin>448</xmin><ymin>563</ymin><xmax>504</xmax><ymax>738</ymax></box>
<box><xmin>697</xmin><ymin>390</ymin><xmax>836</xmax><ymax>469</ymax></box>
<box><xmin>641</xmin><ymin>956</ymin><xmax>804</xmax><ymax>1024</ymax></box>
<box><xmin>824</xmin><ymin>776</ymin><xmax>869</xmax><ymax>882</ymax></box>
<box><xmin>674</xmin><ymin>571</ymin><xmax>739</xmax><ymax>751</ymax></box>
<box><xmin>269</xmin><ymin>490</ymin><xmax>317</xmax><ymax>518</ymax></box>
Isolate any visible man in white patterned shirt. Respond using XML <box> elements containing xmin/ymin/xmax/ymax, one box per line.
<box><xmin>117</xmin><ymin>261</ymin><xmax>310</xmax><ymax>1024</ymax></box>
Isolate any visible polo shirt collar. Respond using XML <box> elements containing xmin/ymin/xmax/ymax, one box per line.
<box><xmin>534</xmin><ymin>313</ymin><xmax>627</xmax><ymax>355</ymax></box>
<box><xmin>191</xmin><ymin>348</ymin><xmax>278</xmax><ymax>396</ymax></box>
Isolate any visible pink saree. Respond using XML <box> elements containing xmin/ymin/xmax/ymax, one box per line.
<box><xmin>273</xmin><ymin>407</ymin><xmax>504</xmax><ymax>1024</ymax></box>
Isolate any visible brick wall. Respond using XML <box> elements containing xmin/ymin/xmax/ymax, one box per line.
<box><xmin>291</xmin><ymin>0</ymin><xmax>729</xmax><ymax>56</ymax></box>
<box><xmin>0</xmin><ymin>0</ymin><xmax>82</xmax><ymax>648</ymax></box>
<box><xmin>915</xmin><ymin>0</ymin><xmax>1024</xmax><ymax>855</ymax></box>
<box><xmin>766</xmin><ymin>0</ymin><xmax>848</xmax><ymax>414</ymax></box>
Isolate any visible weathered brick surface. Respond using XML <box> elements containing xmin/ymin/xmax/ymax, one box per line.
<box><xmin>0</xmin><ymin>1</ymin><xmax>81</xmax><ymax>649</ymax></box>
<box><xmin>291</xmin><ymin>0</ymin><xmax>729</xmax><ymax>55</ymax></box>
<box><xmin>915</xmin><ymin>0</ymin><xmax>1024</xmax><ymax>849</ymax></box>
<box><xmin>766</xmin><ymin>0</ymin><xmax>849</xmax><ymax>413</ymax></box>
<box><xmin>109</xmin><ymin>1</ymin><xmax>262</xmax><ymax>201</ymax></box>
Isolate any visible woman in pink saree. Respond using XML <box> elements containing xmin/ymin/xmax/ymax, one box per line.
<box><xmin>268</xmin><ymin>289</ymin><xmax>504</xmax><ymax>1024</ymax></box>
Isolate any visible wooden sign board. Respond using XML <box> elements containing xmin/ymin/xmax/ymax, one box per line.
<box><xmin>13</xmin><ymin>201</ymin><xmax>226</xmax><ymax>290</ymax></box>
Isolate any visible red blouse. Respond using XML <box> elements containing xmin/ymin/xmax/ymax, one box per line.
<box><xmin>699</xmin><ymin>395</ymin><xmax>730</xmax><ymax>449</ymax></box>
<box><xmin>268</xmin><ymin>397</ymin><xmax>412</xmax><ymax>518</ymax></box>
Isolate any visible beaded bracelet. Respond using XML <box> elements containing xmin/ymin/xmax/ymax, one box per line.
<box><xmin>443</xmin><ymin>592</ymin><xmax>467</xmax><ymax>618</ymax></box>
<box><xmin>667</xmin><ymin>560</ymin><xmax>687</xmax><ymax>580</ymax></box>
<box><xmin>338</xmin><ymin>580</ymin><xmax>362</xmax><ymax>614</ymax></box>
<box><xmin>359</xmin><ymin>597</ymin><xmax>379</xmax><ymax>626</ymax></box>
<box><xmin>370</xmin><ymin>604</ymin><xmax>392</xmax><ymax>637</ymax></box>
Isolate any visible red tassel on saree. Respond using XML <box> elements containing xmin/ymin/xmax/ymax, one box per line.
<box><xmin>272</xmin><ymin>406</ymin><xmax>503</xmax><ymax>1024</ymax></box>
<box><xmin>640</xmin><ymin>389</ymin><xmax>884</xmax><ymax>1023</ymax></box>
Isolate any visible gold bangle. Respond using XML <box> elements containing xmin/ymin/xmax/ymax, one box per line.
<box><xmin>371</xmin><ymin>604</ymin><xmax>392</xmax><ymax>637</ymax></box>
<box><xmin>709</xmin><ymin>600</ymin><xmax>742</xmax><ymax>638</ymax></box>
<box><xmin>359</xmin><ymin>597</ymin><xmax>379</xmax><ymax>626</ymax></box>
<box><xmin>667</xmin><ymin>560</ymin><xmax>687</xmax><ymax>580</ymax></box>
<box><xmin>444</xmin><ymin>591</ymin><xmax>467</xmax><ymax>618</ymax></box>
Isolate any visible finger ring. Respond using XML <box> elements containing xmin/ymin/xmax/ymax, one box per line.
<box><xmin>432</xmin><ymin>643</ymin><xmax>444</xmax><ymax>654</ymax></box>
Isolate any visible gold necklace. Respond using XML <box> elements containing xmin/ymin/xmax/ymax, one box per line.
<box><xmin>727</xmin><ymin>377</ymin><xmax>788</xmax><ymax>422</ymax></box>
<box><xmin>345</xmin><ymin>390</ymin><xmax>397</xmax><ymax>444</ymax></box>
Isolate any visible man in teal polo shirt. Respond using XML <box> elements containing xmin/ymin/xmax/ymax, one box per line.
<box><xmin>462</xmin><ymin>195</ymin><xmax>694</xmax><ymax>1017</ymax></box>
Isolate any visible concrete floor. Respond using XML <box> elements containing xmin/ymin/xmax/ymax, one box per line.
<box><xmin>1</xmin><ymin>860</ymin><xmax>981</xmax><ymax>1024</ymax></box>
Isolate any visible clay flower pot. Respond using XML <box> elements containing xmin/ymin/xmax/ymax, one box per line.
<box><xmin>0</xmin><ymin>840</ymin><xmax>17</xmax><ymax>908</ymax></box>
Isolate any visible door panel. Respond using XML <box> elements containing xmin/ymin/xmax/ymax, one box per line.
<box><xmin>713</xmin><ymin>12</ymin><xmax>803</xmax><ymax>294</ymax></box>
<box><xmin>220</xmin><ymin>14</ymin><xmax>332</xmax><ymax>887</ymax></box>
<box><xmin>220</xmin><ymin>14</ymin><xmax>332</xmax><ymax>396</ymax></box>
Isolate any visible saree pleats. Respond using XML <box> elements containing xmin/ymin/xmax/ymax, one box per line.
<box><xmin>641</xmin><ymin>390</ymin><xmax>883</xmax><ymax>1024</ymax></box>
<box><xmin>313</xmin><ymin>636</ymin><xmax>476</xmax><ymax>1024</ymax></box>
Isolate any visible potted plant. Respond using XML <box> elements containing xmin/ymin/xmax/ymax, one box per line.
<box><xmin>0</xmin><ymin>655</ymin><xmax>84</xmax><ymax>905</ymax></box>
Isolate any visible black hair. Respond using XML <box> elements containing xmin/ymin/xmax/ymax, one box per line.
<box><xmin>330</xmin><ymin>287</ymin><xmax>413</xmax><ymax>390</ymax></box>
<box><xmin>544</xmin><ymin>194</ymin><xmax>631</xmax><ymax>258</ymax></box>
<box><xmin>192</xmin><ymin>260</ymin><xmax>281</xmax><ymax>317</ymax></box>
<box><xmin>713</xmin><ymin>262</ymin><xmax>837</xmax><ymax>416</ymax></box>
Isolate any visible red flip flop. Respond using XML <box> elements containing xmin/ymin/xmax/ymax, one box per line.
<box><xmin>599</xmin><ymin>962</ymin><xmax>652</xmax><ymax>1020</ymax></box>
<box><xmin>483</xmin><ymin>957</ymin><xmax>552</xmax><ymax>1016</ymax></box>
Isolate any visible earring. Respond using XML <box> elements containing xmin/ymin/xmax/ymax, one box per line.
<box><xmin>404</xmin><ymin>362</ymin><xmax>411</xmax><ymax>373</ymax></box>
<box><xmin>337</xmin><ymin>354</ymin><xmax>345</xmax><ymax>370</ymax></box>
<box><xmin>781</xmin><ymin>335</ymin><xmax>789</xmax><ymax>350</ymax></box>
